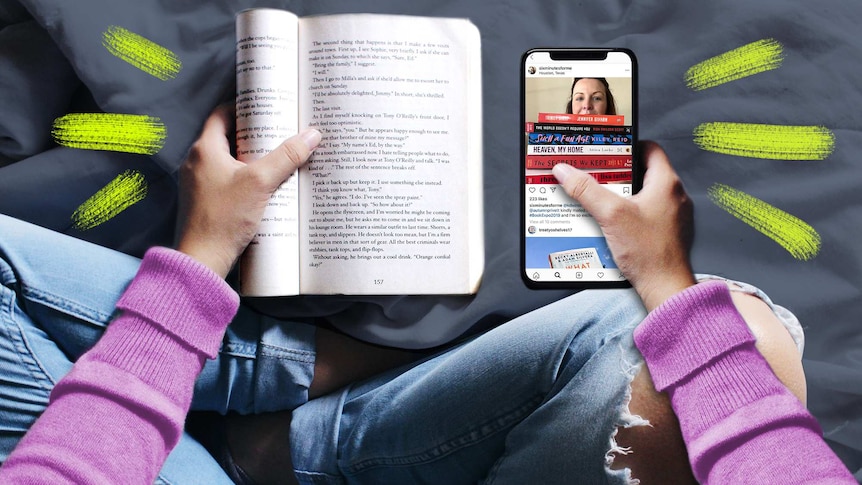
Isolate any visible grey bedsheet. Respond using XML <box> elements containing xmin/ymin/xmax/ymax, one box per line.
<box><xmin>1</xmin><ymin>0</ymin><xmax>859</xmax><ymax>476</ymax></box>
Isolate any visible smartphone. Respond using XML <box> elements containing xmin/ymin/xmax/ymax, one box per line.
<box><xmin>521</xmin><ymin>48</ymin><xmax>640</xmax><ymax>289</ymax></box>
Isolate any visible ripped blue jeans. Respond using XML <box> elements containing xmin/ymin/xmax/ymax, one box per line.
<box><xmin>0</xmin><ymin>214</ymin><xmax>802</xmax><ymax>484</ymax></box>
<box><xmin>288</xmin><ymin>273</ymin><xmax>802</xmax><ymax>485</ymax></box>
<box><xmin>290</xmin><ymin>287</ymin><xmax>648</xmax><ymax>484</ymax></box>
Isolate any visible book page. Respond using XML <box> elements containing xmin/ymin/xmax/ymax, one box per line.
<box><xmin>235</xmin><ymin>9</ymin><xmax>300</xmax><ymax>296</ymax></box>
<box><xmin>298</xmin><ymin>14</ymin><xmax>482</xmax><ymax>295</ymax></box>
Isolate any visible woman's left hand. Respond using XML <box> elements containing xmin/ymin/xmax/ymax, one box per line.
<box><xmin>175</xmin><ymin>105</ymin><xmax>321</xmax><ymax>278</ymax></box>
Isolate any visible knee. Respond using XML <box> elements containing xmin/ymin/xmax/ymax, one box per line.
<box><xmin>728</xmin><ymin>288</ymin><xmax>806</xmax><ymax>404</ymax></box>
<box><xmin>609</xmin><ymin>366</ymin><xmax>698</xmax><ymax>484</ymax></box>
<box><xmin>610</xmin><ymin>286</ymin><xmax>807</xmax><ymax>483</ymax></box>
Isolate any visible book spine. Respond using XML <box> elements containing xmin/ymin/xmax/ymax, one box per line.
<box><xmin>527</xmin><ymin>145</ymin><xmax>631</xmax><ymax>155</ymax></box>
<box><xmin>525</xmin><ymin>155</ymin><xmax>632</xmax><ymax>169</ymax></box>
<box><xmin>537</xmin><ymin>113</ymin><xmax>626</xmax><ymax>125</ymax></box>
<box><xmin>588</xmin><ymin>171</ymin><xmax>632</xmax><ymax>183</ymax></box>
<box><xmin>528</xmin><ymin>133</ymin><xmax>633</xmax><ymax>145</ymax></box>
<box><xmin>526</xmin><ymin>171</ymin><xmax>632</xmax><ymax>184</ymax></box>
<box><xmin>530</xmin><ymin>123</ymin><xmax>631</xmax><ymax>134</ymax></box>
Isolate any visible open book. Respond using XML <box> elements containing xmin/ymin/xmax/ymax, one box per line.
<box><xmin>235</xmin><ymin>9</ymin><xmax>483</xmax><ymax>296</ymax></box>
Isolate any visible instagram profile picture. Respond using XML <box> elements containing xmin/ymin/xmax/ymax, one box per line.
<box><xmin>528</xmin><ymin>225</ymin><xmax>537</xmax><ymax>234</ymax></box>
<box><xmin>528</xmin><ymin>66</ymin><xmax>536</xmax><ymax>75</ymax></box>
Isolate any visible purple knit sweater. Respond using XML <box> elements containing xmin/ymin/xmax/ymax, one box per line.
<box><xmin>0</xmin><ymin>248</ymin><xmax>239</xmax><ymax>484</ymax></box>
<box><xmin>634</xmin><ymin>280</ymin><xmax>855</xmax><ymax>483</ymax></box>
<box><xmin>0</xmin><ymin>253</ymin><xmax>853</xmax><ymax>483</ymax></box>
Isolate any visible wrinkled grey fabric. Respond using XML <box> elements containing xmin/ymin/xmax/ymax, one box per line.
<box><xmin>1</xmin><ymin>0</ymin><xmax>860</xmax><ymax>476</ymax></box>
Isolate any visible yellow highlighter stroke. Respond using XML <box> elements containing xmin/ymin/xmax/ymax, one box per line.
<box><xmin>72</xmin><ymin>170</ymin><xmax>148</xmax><ymax>230</ymax></box>
<box><xmin>685</xmin><ymin>38</ymin><xmax>784</xmax><ymax>91</ymax></box>
<box><xmin>708</xmin><ymin>183</ymin><xmax>821</xmax><ymax>261</ymax></box>
<box><xmin>52</xmin><ymin>113</ymin><xmax>167</xmax><ymax>155</ymax></box>
<box><xmin>102</xmin><ymin>25</ymin><xmax>182</xmax><ymax>80</ymax></box>
<box><xmin>693</xmin><ymin>122</ymin><xmax>835</xmax><ymax>161</ymax></box>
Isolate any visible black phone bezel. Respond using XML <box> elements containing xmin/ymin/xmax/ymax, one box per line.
<box><xmin>520</xmin><ymin>48</ymin><xmax>642</xmax><ymax>289</ymax></box>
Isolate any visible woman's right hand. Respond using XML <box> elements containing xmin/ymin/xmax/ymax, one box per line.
<box><xmin>552</xmin><ymin>141</ymin><xmax>697</xmax><ymax>311</ymax></box>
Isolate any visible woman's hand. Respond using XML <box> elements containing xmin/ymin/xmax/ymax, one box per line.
<box><xmin>175</xmin><ymin>105</ymin><xmax>321</xmax><ymax>278</ymax></box>
<box><xmin>552</xmin><ymin>141</ymin><xmax>696</xmax><ymax>310</ymax></box>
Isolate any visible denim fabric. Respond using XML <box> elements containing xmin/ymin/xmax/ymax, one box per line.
<box><xmin>287</xmin><ymin>282</ymin><xmax>803</xmax><ymax>484</ymax></box>
<box><xmin>0</xmin><ymin>214</ymin><xmax>317</xmax><ymax>484</ymax></box>
<box><xmin>290</xmin><ymin>288</ymin><xmax>647</xmax><ymax>484</ymax></box>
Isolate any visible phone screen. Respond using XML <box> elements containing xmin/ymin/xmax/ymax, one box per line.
<box><xmin>521</xmin><ymin>49</ymin><xmax>639</xmax><ymax>288</ymax></box>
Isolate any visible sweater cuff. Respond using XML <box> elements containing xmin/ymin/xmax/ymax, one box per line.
<box><xmin>115</xmin><ymin>247</ymin><xmax>240</xmax><ymax>358</ymax></box>
<box><xmin>633</xmin><ymin>280</ymin><xmax>756</xmax><ymax>391</ymax></box>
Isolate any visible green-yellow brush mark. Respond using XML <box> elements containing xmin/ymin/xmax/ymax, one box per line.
<box><xmin>72</xmin><ymin>170</ymin><xmax>148</xmax><ymax>230</ymax></box>
<box><xmin>685</xmin><ymin>38</ymin><xmax>784</xmax><ymax>91</ymax></box>
<box><xmin>694</xmin><ymin>122</ymin><xmax>835</xmax><ymax>160</ymax></box>
<box><xmin>102</xmin><ymin>25</ymin><xmax>182</xmax><ymax>80</ymax></box>
<box><xmin>52</xmin><ymin>113</ymin><xmax>167</xmax><ymax>155</ymax></box>
<box><xmin>708</xmin><ymin>183</ymin><xmax>821</xmax><ymax>261</ymax></box>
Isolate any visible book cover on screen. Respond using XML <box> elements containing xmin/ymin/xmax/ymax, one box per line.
<box><xmin>548</xmin><ymin>248</ymin><xmax>604</xmax><ymax>270</ymax></box>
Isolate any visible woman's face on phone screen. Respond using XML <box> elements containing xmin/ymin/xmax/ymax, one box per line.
<box><xmin>571</xmin><ymin>78</ymin><xmax>608</xmax><ymax>115</ymax></box>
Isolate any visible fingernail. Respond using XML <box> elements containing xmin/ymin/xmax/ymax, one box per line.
<box><xmin>299</xmin><ymin>128</ymin><xmax>322</xmax><ymax>150</ymax></box>
<box><xmin>552</xmin><ymin>163</ymin><xmax>576</xmax><ymax>183</ymax></box>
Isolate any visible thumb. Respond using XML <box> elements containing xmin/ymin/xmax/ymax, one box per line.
<box><xmin>251</xmin><ymin>128</ymin><xmax>322</xmax><ymax>188</ymax></box>
<box><xmin>552</xmin><ymin>163</ymin><xmax>622</xmax><ymax>223</ymax></box>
